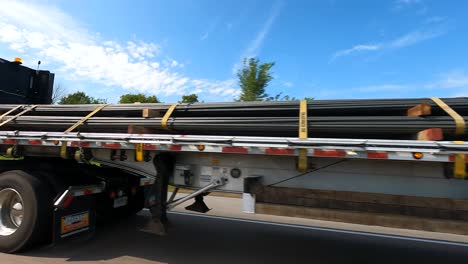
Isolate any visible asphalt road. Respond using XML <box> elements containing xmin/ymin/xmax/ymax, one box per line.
<box><xmin>0</xmin><ymin>210</ymin><xmax>467</xmax><ymax>264</ymax></box>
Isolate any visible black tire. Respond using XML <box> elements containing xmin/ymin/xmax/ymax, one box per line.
<box><xmin>0</xmin><ymin>170</ymin><xmax>52</xmax><ymax>253</ymax></box>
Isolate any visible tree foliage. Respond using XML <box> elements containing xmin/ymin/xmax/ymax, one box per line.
<box><xmin>180</xmin><ymin>94</ymin><xmax>199</xmax><ymax>103</ymax></box>
<box><xmin>303</xmin><ymin>97</ymin><xmax>314</xmax><ymax>101</ymax></box>
<box><xmin>237</xmin><ymin>58</ymin><xmax>275</xmax><ymax>101</ymax></box>
<box><xmin>58</xmin><ymin>92</ymin><xmax>106</xmax><ymax>104</ymax></box>
<box><xmin>119</xmin><ymin>93</ymin><xmax>160</xmax><ymax>104</ymax></box>
<box><xmin>266</xmin><ymin>92</ymin><xmax>297</xmax><ymax>101</ymax></box>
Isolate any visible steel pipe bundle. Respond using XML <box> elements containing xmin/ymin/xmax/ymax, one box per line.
<box><xmin>0</xmin><ymin>97</ymin><xmax>467</xmax><ymax>140</ymax></box>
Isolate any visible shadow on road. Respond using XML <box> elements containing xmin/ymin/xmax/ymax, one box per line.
<box><xmin>19</xmin><ymin>211</ymin><xmax>468</xmax><ymax>264</ymax></box>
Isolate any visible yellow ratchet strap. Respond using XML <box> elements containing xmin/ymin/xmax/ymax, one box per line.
<box><xmin>431</xmin><ymin>97</ymin><xmax>465</xmax><ymax>135</ymax></box>
<box><xmin>64</xmin><ymin>104</ymin><xmax>108</xmax><ymax>133</ymax></box>
<box><xmin>298</xmin><ymin>100</ymin><xmax>308</xmax><ymax>172</ymax></box>
<box><xmin>0</xmin><ymin>105</ymin><xmax>37</xmax><ymax>128</ymax></box>
<box><xmin>0</xmin><ymin>105</ymin><xmax>23</xmax><ymax>121</ymax></box>
<box><xmin>61</xmin><ymin>104</ymin><xmax>108</xmax><ymax>159</ymax></box>
<box><xmin>431</xmin><ymin>98</ymin><xmax>467</xmax><ymax>179</ymax></box>
<box><xmin>453</xmin><ymin>141</ymin><xmax>466</xmax><ymax>179</ymax></box>
<box><xmin>161</xmin><ymin>103</ymin><xmax>178</xmax><ymax>130</ymax></box>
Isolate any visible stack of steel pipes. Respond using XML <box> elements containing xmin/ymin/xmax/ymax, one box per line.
<box><xmin>0</xmin><ymin>97</ymin><xmax>466</xmax><ymax>140</ymax></box>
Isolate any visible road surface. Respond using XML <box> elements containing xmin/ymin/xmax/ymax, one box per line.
<box><xmin>0</xmin><ymin>196</ymin><xmax>467</xmax><ymax>264</ymax></box>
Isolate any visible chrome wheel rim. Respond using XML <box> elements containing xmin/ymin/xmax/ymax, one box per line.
<box><xmin>0</xmin><ymin>188</ymin><xmax>24</xmax><ymax>236</ymax></box>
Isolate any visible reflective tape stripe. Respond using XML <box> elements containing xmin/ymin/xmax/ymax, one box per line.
<box><xmin>367</xmin><ymin>152</ymin><xmax>389</xmax><ymax>159</ymax></box>
<box><xmin>314</xmin><ymin>149</ymin><xmax>347</xmax><ymax>157</ymax></box>
<box><xmin>222</xmin><ymin>147</ymin><xmax>248</xmax><ymax>154</ymax></box>
<box><xmin>265</xmin><ymin>148</ymin><xmax>295</xmax><ymax>155</ymax></box>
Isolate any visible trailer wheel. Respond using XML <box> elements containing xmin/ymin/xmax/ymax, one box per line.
<box><xmin>0</xmin><ymin>170</ymin><xmax>51</xmax><ymax>253</ymax></box>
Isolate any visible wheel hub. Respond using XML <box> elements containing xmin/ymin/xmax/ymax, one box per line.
<box><xmin>0</xmin><ymin>188</ymin><xmax>24</xmax><ymax>236</ymax></box>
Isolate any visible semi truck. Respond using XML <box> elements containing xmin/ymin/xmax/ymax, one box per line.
<box><xmin>0</xmin><ymin>57</ymin><xmax>467</xmax><ymax>253</ymax></box>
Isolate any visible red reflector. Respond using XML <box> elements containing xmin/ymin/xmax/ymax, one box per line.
<box><xmin>367</xmin><ymin>152</ymin><xmax>388</xmax><ymax>159</ymax></box>
<box><xmin>28</xmin><ymin>140</ymin><xmax>42</xmax><ymax>145</ymax></box>
<box><xmin>2</xmin><ymin>139</ymin><xmax>16</xmax><ymax>145</ymax></box>
<box><xmin>449</xmin><ymin>155</ymin><xmax>468</xmax><ymax>162</ymax></box>
<box><xmin>265</xmin><ymin>148</ymin><xmax>295</xmax><ymax>155</ymax></box>
<box><xmin>131</xmin><ymin>187</ymin><xmax>137</xmax><ymax>195</ymax></box>
<box><xmin>313</xmin><ymin>149</ymin><xmax>346</xmax><ymax>157</ymax></box>
<box><xmin>143</xmin><ymin>144</ymin><xmax>157</xmax><ymax>150</ymax></box>
<box><xmin>109</xmin><ymin>191</ymin><xmax>116</xmax><ymax>199</ymax></box>
<box><xmin>222</xmin><ymin>147</ymin><xmax>248</xmax><ymax>154</ymax></box>
<box><xmin>63</xmin><ymin>195</ymin><xmax>74</xmax><ymax>208</ymax></box>
<box><xmin>170</xmin><ymin>145</ymin><xmax>182</xmax><ymax>151</ymax></box>
<box><xmin>101</xmin><ymin>143</ymin><xmax>121</xmax><ymax>149</ymax></box>
<box><xmin>70</xmin><ymin>141</ymin><xmax>90</xmax><ymax>147</ymax></box>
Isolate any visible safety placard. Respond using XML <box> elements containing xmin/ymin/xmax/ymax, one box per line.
<box><xmin>60</xmin><ymin>211</ymin><xmax>90</xmax><ymax>237</ymax></box>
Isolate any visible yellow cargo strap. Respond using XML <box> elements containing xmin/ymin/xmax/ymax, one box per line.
<box><xmin>298</xmin><ymin>100</ymin><xmax>308</xmax><ymax>172</ymax></box>
<box><xmin>0</xmin><ymin>105</ymin><xmax>37</xmax><ymax>128</ymax></box>
<box><xmin>161</xmin><ymin>103</ymin><xmax>178</xmax><ymax>130</ymax></box>
<box><xmin>453</xmin><ymin>141</ymin><xmax>466</xmax><ymax>179</ymax></box>
<box><xmin>0</xmin><ymin>105</ymin><xmax>23</xmax><ymax>121</ymax></box>
<box><xmin>431</xmin><ymin>98</ymin><xmax>467</xmax><ymax>178</ymax></box>
<box><xmin>431</xmin><ymin>97</ymin><xmax>465</xmax><ymax>135</ymax></box>
<box><xmin>64</xmin><ymin>104</ymin><xmax>108</xmax><ymax>133</ymax></box>
<box><xmin>61</xmin><ymin>104</ymin><xmax>108</xmax><ymax>159</ymax></box>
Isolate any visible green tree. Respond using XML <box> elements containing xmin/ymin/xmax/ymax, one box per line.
<box><xmin>180</xmin><ymin>94</ymin><xmax>199</xmax><ymax>103</ymax></box>
<box><xmin>119</xmin><ymin>93</ymin><xmax>160</xmax><ymax>103</ymax></box>
<box><xmin>266</xmin><ymin>92</ymin><xmax>297</xmax><ymax>101</ymax></box>
<box><xmin>237</xmin><ymin>58</ymin><xmax>275</xmax><ymax>101</ymax></box>
<box><xmin>303</xmin><ymin>97</ymin><xmax>314</xmax><ymax>101</ymax></box>
<box><xmin>58</xmin><ymin>92</ymin><xmax>106</xmax><ymax>104</ymax></box>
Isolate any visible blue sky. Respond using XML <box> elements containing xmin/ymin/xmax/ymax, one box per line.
<box><xmin>1</xmin><ymin>0</ymin><xmax>468</xmax><ymax>103</ymax></box>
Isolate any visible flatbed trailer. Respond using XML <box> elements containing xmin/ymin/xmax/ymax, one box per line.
<box><xmin>0</xmin><ymin>127</ymin><xmax>467</xmax><ymax>252</ymax></box>
<box><xmin>1</xmin><ymin>57</ymin><xmax>468</xmax><ymax>253</ymax></box>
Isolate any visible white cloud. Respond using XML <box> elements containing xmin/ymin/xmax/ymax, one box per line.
<box><xmin>190</xmin><ymin>79</ymin><xmax>240</xmax><ymax>97</ymax></box>
<box><xmin>393</xmin><ymin>0</ymin><xmax>423</xmax><ymax>10</ymax></box>
<box><xmin>331</xmin><ymin>44</ymin><xmax>380</xmax><ymax>61</ymax></box>
<box><xmin>283</xmin><ymin>81</ymin><xmax>294</xmax><ymax>88</ymax></box>
<box><xmin>200</xmin><ymin>18</ymin><xmax>219</xmax><ymax>41</ymax></box>
<box><xmin>318</xmin><ymin>71</ymin><xmax>468</xmax><ymax>99</ymax></box>
<box><xmin>390</xmin><ymin>29</ymin><xmax>445</xmax><ymax>48</ymax></box>
<box><xmin>395</xmin><ymin>0</ymin><xmax>421</xmax><ymax>5</ymax></box>
<box><xmin>0</xmin><ymin>0</ymin><xmax>239</xmax><ymax>100</ymax></box>
<box><xmin>357</xmin><ymin>84</ymin><xmax>407</xmax><ymax>92</ymax></box>
<box><xmin>231</xmin><ymin>1</ymin><xmax>283</xmax><ymax>74</ymax></box>
<box><xmin>331</xmin><ymin>26</ymin><xmax>447</xmax><ymax>61</ymax></box>
<box><xmin>240</xmin><ymin>0</ymin><xmax>283</xmax><ymax>59</ymax></box>
<box><xmin>424</xmin><ymin>16</ymin><xmax>445</xmax><ymax>24</ymax></box>
<box><xmin>425</xmin><ymin>71</ymin><xmax>468</xmax><ymax>89</ymax></box>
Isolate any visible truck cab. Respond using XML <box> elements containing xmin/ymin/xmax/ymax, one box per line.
<box><xmin>0</xmin><ymin>58</ymin><xmax>54</xmax><ymax>104</ymax></box>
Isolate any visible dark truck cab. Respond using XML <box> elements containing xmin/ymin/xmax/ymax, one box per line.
<box><xmin>0</xmin><ymin>58</ymin><xmax>54</xmax><ymax>104</ymax></box>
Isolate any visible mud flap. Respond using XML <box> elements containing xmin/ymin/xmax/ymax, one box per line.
<box><xmin>53</xmin><ymin>195</ymin><xmax>96</xmax><ymax>243</ymax></box>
